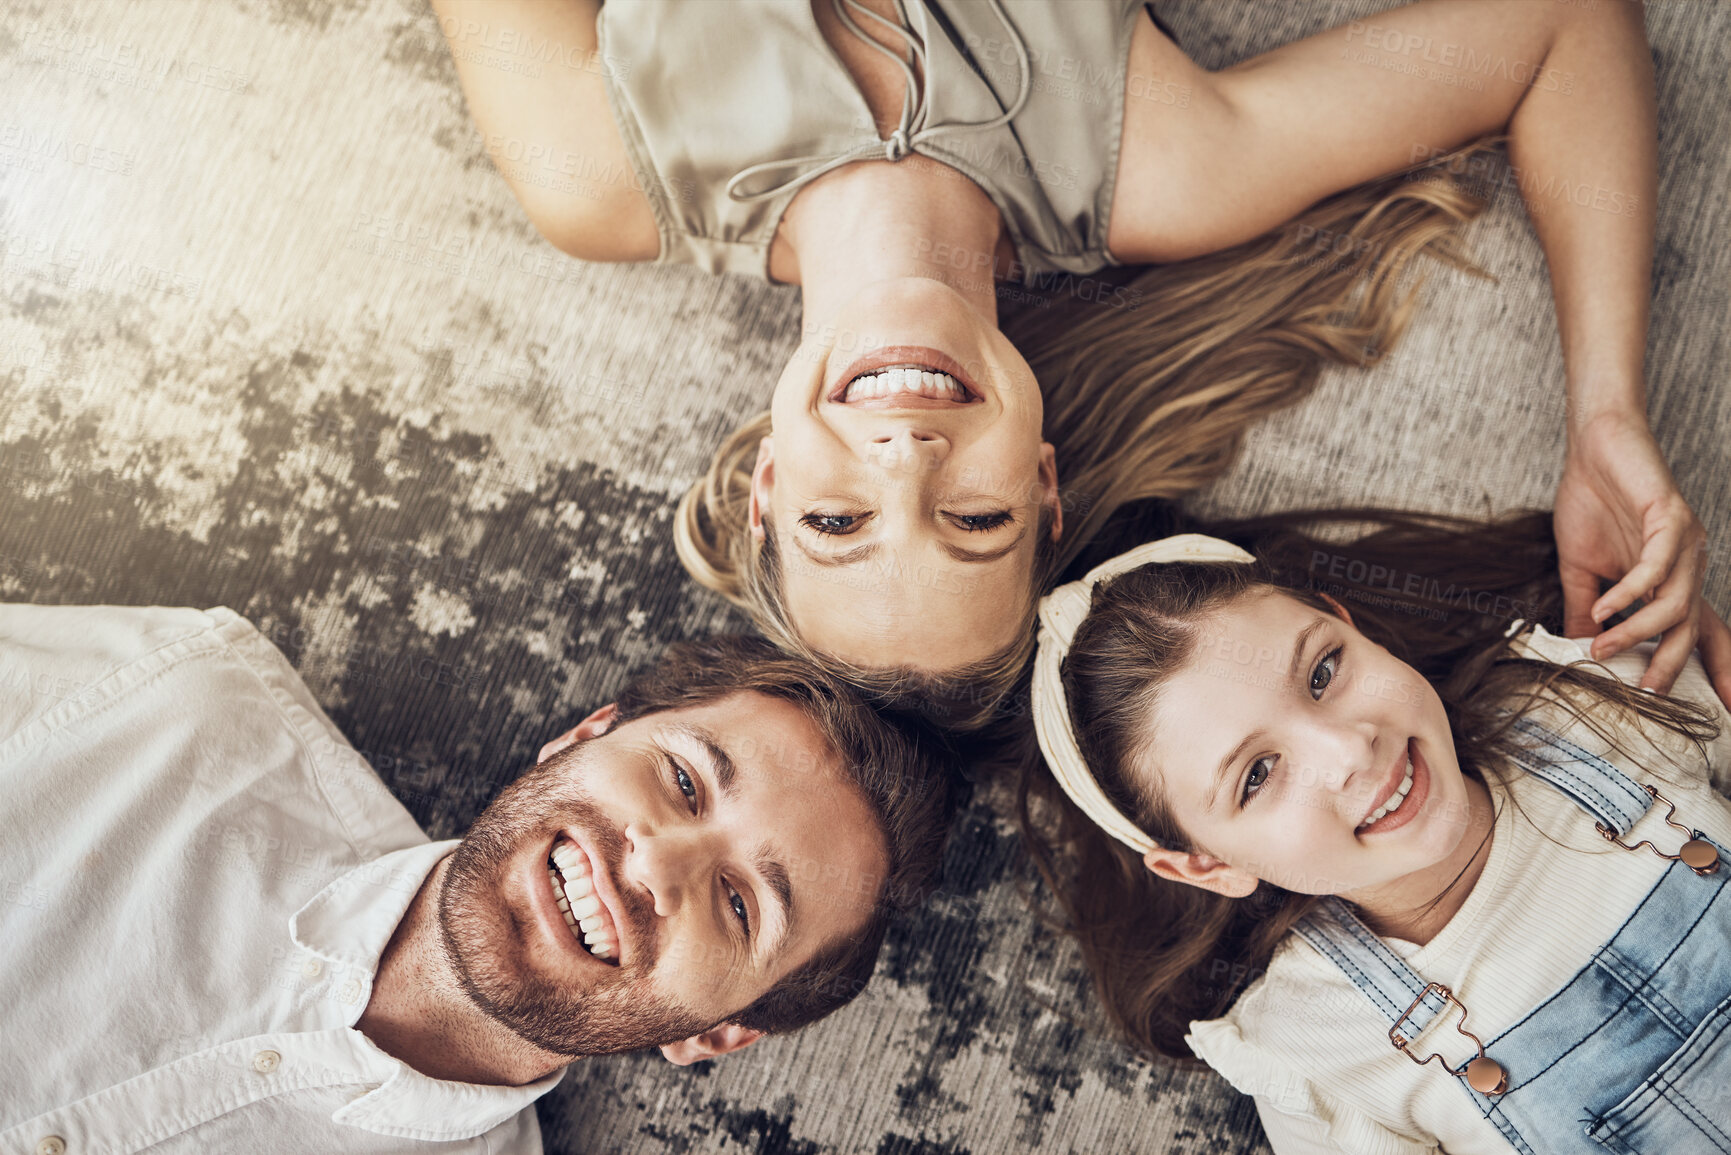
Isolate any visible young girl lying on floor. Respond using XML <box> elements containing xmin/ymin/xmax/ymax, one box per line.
<box><xmin>1020</xmin><ymin>511</ymin><xmax>1730</xmax><ymax>1154</ymax></box>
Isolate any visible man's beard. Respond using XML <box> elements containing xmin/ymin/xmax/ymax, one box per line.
<box><xmin>437</xmin><ymin>751</ymin><xmax>716</xmax><ymax>1056</ymax></box>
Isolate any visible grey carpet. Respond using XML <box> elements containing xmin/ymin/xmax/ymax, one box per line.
<box><xmin>1</xmin><ymin>0</ymin><xmax>1726</xmax><ymax>1152</ymax></box>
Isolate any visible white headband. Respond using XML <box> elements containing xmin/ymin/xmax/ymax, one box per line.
<box><xmin>1030</xmin><ymin>534</ymin><xmax>1257</xmax><ymax>855</ymax></box>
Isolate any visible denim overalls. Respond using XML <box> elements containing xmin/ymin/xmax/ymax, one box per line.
<box><xmin>1293</xmin><ymin>718</ymin><xmax>1731</xmax><ymax>1154</ymax></box>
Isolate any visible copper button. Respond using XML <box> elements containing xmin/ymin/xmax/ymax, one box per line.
<box><xmin>1465</xmin><ymin>1056</ymin><xmax>1508</xmax><ymax>1095</ymax></box>
<box><xmin>1680</xmin><ymin>839</ymin><xmax>1719</xmax><ymax>873</ymax></box>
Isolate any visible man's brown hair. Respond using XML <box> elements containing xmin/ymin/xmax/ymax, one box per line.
<box><xmin>612</xmin><ymin>635</ymin><xmax>956</xmax><ymax>1035</ymax></box>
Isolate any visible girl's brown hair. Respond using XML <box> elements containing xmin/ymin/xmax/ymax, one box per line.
<box><xmin>1016</xmin><ymin>508</ymin><xmax>1721</xmax><ymax>1061</ymax></box>
<box><xmin>678</xmin><ymin>143</ymin><xmax>1504</xmax><ymax>729</ymax></box>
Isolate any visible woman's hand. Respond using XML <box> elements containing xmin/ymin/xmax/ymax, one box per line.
<box><xmin>1555</xmin><ymin>410</ymin><xmax>1729</xmax><ymax>705</ymax></box>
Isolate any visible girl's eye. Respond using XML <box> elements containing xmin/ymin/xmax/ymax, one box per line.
<box><xmin>1310</xmin><ymin>645</ymin><xmax>1343</xmax><ymax>699</ymax></box>
<box><xmin>800</xmin><ymin>512</ymin><xmax>865</xmax><ymax>535</ymax></box>
<box><xmin>727</xmin><ymin>884</ymin><xmax>750</xmax><ymax>933</ymax></box>
<box><xmin>1241</xmin><ymin>756</ymin><xmax>1274</xmax><ymax>806</ymax></box>
<box><xmin>951</xmin><ymin>511</ymin><xmax>1012</xmax><ymax>532</ymax></box>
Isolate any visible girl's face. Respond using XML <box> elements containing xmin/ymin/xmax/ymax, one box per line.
<box><xmin>1137</xmin><ymin>590</ymin><xmax>1474</xmax><ymax>903</ymax></box>
<box><xmin>751</xmin><ymin>277</ymin><xmax>1060</xmax><ymax>671</ymax></box>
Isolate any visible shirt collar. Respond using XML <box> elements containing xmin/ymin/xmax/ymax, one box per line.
<box><xmin>291</xmin><ymin>840</ymin><xmax>567</xmax><ymax>1140</ymax></box>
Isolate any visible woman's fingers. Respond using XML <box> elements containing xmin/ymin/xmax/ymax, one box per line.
<box><xmin>1634</xmin><ymin>603</ymin><xmax>1699</xmax><ymax>695</ymax></box>
<box><xmin>1589</xmin><ymin>513</ymin><xmax>1688</xmax><ymax>627</ymax></box>
<box><xmin>1697</xmin><ymin>603</ymin><xmax>1731</xmax><ymax>710</ymax></box>
<box><xmin>1559</xmin><ymin>558</ymin><xmax>1607</xmax><ymax>639</ymax></box>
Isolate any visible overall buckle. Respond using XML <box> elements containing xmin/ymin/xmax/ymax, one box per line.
<box><xmin>1389</xmin><ymin>982</ymin><xmax>1509</xmax><ymax>1096</ymax></box>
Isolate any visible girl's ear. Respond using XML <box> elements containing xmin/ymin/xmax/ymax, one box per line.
<box><xmin>1316</xmin><ymin>591</ymin><xmax>1355</xmax><ymax>627</ymax></box>
<box><xmin>1142</xmin><ymin>848</ymin><xmax>1259</xmax><ymax>898</ymax></box>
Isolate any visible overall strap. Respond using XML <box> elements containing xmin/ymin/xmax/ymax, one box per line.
<box><xmin>1292</xmin><ymin>899</ymin><xmax>1452</xmax><ymax>1045</ymax></box>
<box><xmin>1507</xmin><ymin>716</ymin><xmax>1652</xmax><ymax>836</ymax></box>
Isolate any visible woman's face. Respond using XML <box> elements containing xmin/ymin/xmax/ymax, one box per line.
<box><xmin>751</xmin><ymin>277</ymin><xmax>1060</xmax><ymax>671</ymax></box>
<box><xmin>1137</xmin><ymin>590</ymin><xmax>1473</xmax><ymax>902</ymax></box>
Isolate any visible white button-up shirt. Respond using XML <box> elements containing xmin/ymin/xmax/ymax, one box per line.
<box><xmin>0</xmin><ymin>604</ymin><xmax>561</xmax><ymax>1154</ymax></box>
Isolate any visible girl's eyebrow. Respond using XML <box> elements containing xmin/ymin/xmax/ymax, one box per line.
<box><xmin>1288</xmin><ymin>618</ymin><xmax>1328</xmax><ymax>680</ymax></box>
<box><xmin>1208</xmin><ymin>729</ymin><xmax>1265</xmax><ymax>812</ymax></box>
<box><xmin>1206</xmin><ymin>616</ymin><xmax>1331</xmax><ymax>810</ymax></box>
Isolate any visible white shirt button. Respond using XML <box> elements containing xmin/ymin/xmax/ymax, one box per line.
<box><xmin>338</xmin><ymin>978</ymin><xmax>362</xmax><ymax>1005</ymax></box>
<box><xmin>301</xmin><ymin>958</ymin><xmax>323</xmax><ymax>980</ymax></box>
<box><xmin>38</xmin><ymin>1137</ymin><xmax>68</xmax><ymax>1155</ymax></box>
<box><xmin>251</xmin><ymin>1049</ymin><xmax>281</xmax><ymax>1074</ymax></box>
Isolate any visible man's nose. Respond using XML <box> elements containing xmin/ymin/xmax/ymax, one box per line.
<box><xmin>866</xmin><ymin>427</ymin><xmax>951</xmax><ymax>472</ymax></box>
<box><xmin>621</xmin><ymin>822</ymin><xmax>709</xmax><ymax>918</ymax></box>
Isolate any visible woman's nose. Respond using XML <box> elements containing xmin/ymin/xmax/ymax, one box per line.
<box><xmin>866</xmin><ymin>428</ymin><xmax>950</xmax><ymax>471</ymax></box>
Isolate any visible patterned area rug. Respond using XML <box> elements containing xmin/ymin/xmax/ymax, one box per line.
<box><xmin>3</xmin><ymin>1</ymin><xmax>1727</xmax><ymax>1151</ymax></box>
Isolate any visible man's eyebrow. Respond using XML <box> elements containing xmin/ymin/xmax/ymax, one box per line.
<box><xmin>940</xmin><ymin>521</ymin><xmax>1027</xmax><ymax>564</ymax></box>
<box><xmin>754</xmin><ymin>848</ymin><xmax>796</xmax><ymax>958</ymax></box>
<box><xmin>671</xmin><ymin>724</ymin><xmax>739</xmax><ymax>797</ymax></box>
<box><xmin>794</xmin><ymin>537</ymin><xmax>879</xmax><ymax>568</ymax></box>
<box><xmin>1289</xmin><ymin>618</ymin><xmax>1327</xmax><ymax>682</ymax></box>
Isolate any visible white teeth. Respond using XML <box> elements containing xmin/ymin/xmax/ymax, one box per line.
<box><xmin>548</xmin><ymin>836</ymin><xmax>619</xmax><ymax>963</ymax></box>
<box><xmin>1360</xmin><ymin>756</ymin><xmax>1415</xmax><ymax>829</ymax></box>
<box><xmin>842</xmin><ymin>367</ymin><xmax>968</xmax><ymax>402</ymax></box>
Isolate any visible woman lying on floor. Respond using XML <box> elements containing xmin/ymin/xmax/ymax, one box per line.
<box><xmin>1020</xmin><ymin>507</ymin><xmax>1731</xmax><ymax>1154</ymax></box>
<box><xmin>434</xmin><ymin>0</ymin><xmax>1728</xmax><ymax>724</ymax></box>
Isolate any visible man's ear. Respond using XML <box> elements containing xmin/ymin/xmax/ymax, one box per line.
<box><xmin>537</xmin><ymin>703</ymin><xmax>619</xmax><ymax>764</ymax></box>
<box><xmin>1038</xmin><ymin>441</ymin><xmax>1063</xmax><ymax>543</ymax></box>
<box><xmin>1316</xmin><ymin>591</ymin><xmax>1355</xmax><ymax>628</ymax></box>
<box><xmin>747</xmin><ymin>437</ymin><xmax>774</xmax><ymax>544</ymax></box>
<box><xmin>659</xmin><ymin>1022</ymin><xmax>765</xmax><ymax>1066</ymax></box>
<box><xmin>1142</xmin><ymin>847</ymin><xmax>1259</xmax><ymax>898</ymax></box>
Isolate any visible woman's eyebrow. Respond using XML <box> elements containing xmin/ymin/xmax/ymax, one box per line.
<box><xmin>794</xmin><ymin>538</ymin><xmax>880</xmax><ymax>567</ymax></box>
<box><xmin>941</xmin><ymin>523</ymin><xmax>1027</xmax><ymax>563</ymax></box>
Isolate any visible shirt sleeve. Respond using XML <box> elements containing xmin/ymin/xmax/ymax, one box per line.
<box><xmin>1257</xmin><ymin>1096</ymin><xmax>1439</xmax><ymax>1155</ymax></box>
<box><xmin>1190</xmin><ymin>1019</ymin><xmax>1438</xmax><ymax>1155</ymax></box>
<box><xmin>0</xmin><ymin>603</ymin><xmax>221</xmax><ymax>744</ymax></box>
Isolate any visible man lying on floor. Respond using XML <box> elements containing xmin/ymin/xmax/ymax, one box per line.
<box><xmin>0</xmin><ymin>604</ymin><xmax>952</xmax><ymax>1154</ymax></box>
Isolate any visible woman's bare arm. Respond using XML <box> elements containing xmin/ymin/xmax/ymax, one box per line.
<box><xmin>430</xmin><ymin>0</ymin><xmax>658</xmax><ymax>261</ymax></box>
<box><xmin>1111</xmin><ymin>1</ymin><xmax>1723</xmax><ymax>700</ymax></box>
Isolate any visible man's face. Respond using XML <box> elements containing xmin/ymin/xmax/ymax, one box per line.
<box><xmin>437</xmin><ymin>691</ymin><xmax>888</xmax><ymax>1061</ymax></box>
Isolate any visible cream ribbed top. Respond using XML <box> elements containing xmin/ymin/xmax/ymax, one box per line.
<box><xmin>1185</xmin><ymin>627</ymin><xmax>1731</xmax><ymax>1155</ymax></box>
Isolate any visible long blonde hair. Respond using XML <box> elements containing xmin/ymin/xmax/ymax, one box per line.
<box><xmin>678</xmin><ymin>142</ymin><xmax>1501</xmax><ymax>729</ymax></box>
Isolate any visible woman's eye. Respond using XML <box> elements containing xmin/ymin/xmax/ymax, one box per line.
<box><xmin>799</xmin><ymin>512</ymin><xmax>865</xmax><ymax>535</ymax></box>
<box><xmin>1310</xmin><ymin>646</ymin><xmax>1343</xmax><ymax>699</ymax></box>
<box><xmin>951</xmin><ymin>511</ymin><xmax>1011</xmax><ymax>532</ymax></box>
<box><xmin>727</xmin><ymin>884</ymin><xmax>750</xmax><ymax>932</ymax></box>
<box><xmin>1241</xmin><ymin>756</ymin><xmax>1274</xmax><ymax>805</ymax></box>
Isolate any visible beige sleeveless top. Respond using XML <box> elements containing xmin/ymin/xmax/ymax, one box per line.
<box><xmin>597</xmin><ymin>0</ymin><xmax>1145</xmax><ymax>283</ymax></box>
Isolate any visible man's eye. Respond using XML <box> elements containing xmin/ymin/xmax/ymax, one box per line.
<box><xmin>1310</xmin><ymin>646</ymin><xmax>1343</xmax><ymax>699</ymax></box>
<box><xmin>671</xmin><ymin>760</ymin><xmax>697</xmax><ymax>809</ymax></box>
<box><xmin>727</xmin><ymin>884</ymin><xmax>750</xmax><ymax>932</ymax></box>
<box><xmin>799</xmin><ymin>512</ymin><xmax>865</xmax><ymax>535</ymax></box>
<box><xmin>1241</xmin><ymin>756</ymin><xmax>1274</xmax><ymax>806</ymax></box>
<box><xmin>950</xmin><ymin>511</ymin><xmax>1012</xmax><ymax>532</ymax></box>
